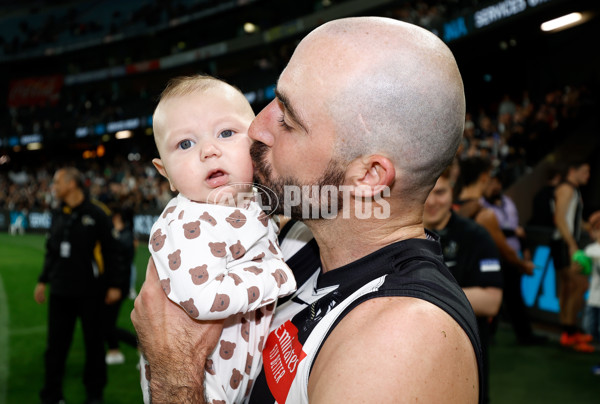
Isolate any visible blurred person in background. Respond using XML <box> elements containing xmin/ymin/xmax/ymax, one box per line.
<box><xmin>455</xmin><ymin>156</ymin><xmax>535</xmax><ymax>278</ymax></box>
<box><xmin>104</xmin><ymin>205</ymin><xmax>138</xmax><ymax>365</ymax></box>
<box><xmin>552</xmin><ymin>160</ymin><xmax>594</xmax><ymax>352</ymax></box>
<box><xmin>481</xmin><ymin>171</ymin><xmax>547</xmax><ymax>345</ymax></box>
<box><xmin>528</xmin><ymin>164</ymin><xmax>561</xmax><ymax>237</ymax></box>
<box><xmin>33</xmin><ymin>167</ymin><xmax>126</xmax><ymax>404</ymax></box>
<box><xmin>424</xmin><ymin>166</ymin><xmax>503</xmax><ymax>404</ymax></box>
<box><xmin>9</xmin><ymin>202</ymin><xmax>27</xmax><ymax>235</ymax></box>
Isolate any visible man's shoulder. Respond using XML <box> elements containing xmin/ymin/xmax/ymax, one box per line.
<box><xmin>88</xmin><ymin>198</ymin><xmax>112</xmax><ymax>216</ymax></box>
<box><xmin>319</xmin><ymin>295</ymin><xmax>469</xmax><ymax>358</ymax></box>
<box><xmin>450</xmin><ymin>212</ymin><xmax>493</xmax><ymax>242</ymax></box>
<box><xmin>555</xmin><ymin>182</ymin><xmax>576</xmax><ymax>197</ymax></box>
<box><xmin>319</xmin><ymin>297</ymin><xmax>468</xmax><ymax>358</ymax></box>
<box><xmin>345</xmin><ymin>295</ymin><xmax>458</xmax><ymax>328</ymax></box>
<box><xmin>309</xmin><ymin>296</ymin><xmax>479</xmax><ymax>403</ymax></box>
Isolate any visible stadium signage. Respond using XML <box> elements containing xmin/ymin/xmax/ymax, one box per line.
<box><xmin>443</xmin><ymin>16</ymin><xmax>469</xmax><ymax>42</ymax></box>
<box><xmin>75</xmin><ymin>127</ymin><xmax>90</xmax><ymax>138</ymax></box>
<box><xmin>20</xmin><ymin>134</ymin><xmax>42</xmax><ymax>145</ymax></box>
<box><xmin>134</xmin><ymin>214</ymin><xmax>160</xmax><ymax>236</ymax></box>
<box><xmin>474</xmin><ymin>0</ymin><xmax>553</xmax><ymax>29</ymax></box>
<box><xmin>106</xmin><ymin>118</ymin><xmax>141</xmax><ymax>132</ymax></box>
<box><xmin>7</xmin><ymin>75</ymin><xmax>64</xmax><ymax>107</ymax></box>
<box><xmin>28</xmin><ymin>212</ymin><xmax>52</xmax><ymax>230</ymax></box>
<box><xmin>522</xmin><ymin>245</ymin><xmax>559</xmax><ymax>313</ymax></box>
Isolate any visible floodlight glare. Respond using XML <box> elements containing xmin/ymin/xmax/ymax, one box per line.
<box><xmin>115</xmin><ymin>130</ymin><xmax>133</xmax><ymax>139</ymax></box>
<box><xmin>541</xmin><ymin>12</ymin><xmax>583</xmax><ymax>32</ymax></box>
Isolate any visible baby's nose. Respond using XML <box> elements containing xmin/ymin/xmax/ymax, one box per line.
<box><xmin>201</xmin><ymin>141</ymin><xmax>221</xmax><ymax>160</ymax></box>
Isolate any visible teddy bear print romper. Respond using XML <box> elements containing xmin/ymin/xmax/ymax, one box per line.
<box><xmin>142</xmin><ymin>193</ymin><xmax>296</xmax><ymax>404</ymax></box>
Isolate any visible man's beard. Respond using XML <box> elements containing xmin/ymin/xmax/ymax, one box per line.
<box><xmin>250</xmin><ymin>141</ymin><xmax>346</xmax><ymax>220</ymax></box>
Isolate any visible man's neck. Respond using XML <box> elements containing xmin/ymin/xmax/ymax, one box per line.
<box><xmin>459</xmin><ymin>184</ymin><xmax>481</xmax><ymax>200</ymax></box>
<box><xmin>305</xmin><ymin>211</ymin><xmax>426</xmax><ymax>273</ymax></box>
<box><xmin>64</xmin><ymin>190</ymin><xmax>85</xmax><ymax>208</ymax></box>
<box><xmin>565</xmin><ymin>175</ymin><xmax>580</xmax><ymax>188</ymax></box>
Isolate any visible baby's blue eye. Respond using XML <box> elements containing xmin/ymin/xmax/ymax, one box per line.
<box><xmin>178</xmin><ymin>139</ymin><xmax>195</xmax><ymax>150</ymax></box>
<box><xmin>219</xmin><ymin>130</ymin><xmax>234</xmax><ymax>138</ymax></box>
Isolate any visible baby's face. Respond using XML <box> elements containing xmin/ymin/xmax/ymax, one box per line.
<box><xmin>153</xmin><ymin>85</ymin><xmax>255</xmax><ymax>203</ymax></box>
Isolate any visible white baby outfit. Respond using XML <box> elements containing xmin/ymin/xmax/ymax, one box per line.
<box><xmin>141</xmin><ymin>194</ymin><xmax>296</xmax><ymax>404</ymax></box>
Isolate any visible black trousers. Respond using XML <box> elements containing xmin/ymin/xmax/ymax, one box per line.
<box><xmin>40</xmin><ymin>293</ymin><xmax>106</xmax><ymax>402</ymax></box>
<box><xmin>104</xmin><ymin>296</ymin><xmax>138</xmax><ymax>350</ymax></box>
<box><xmin>501</xmin><ymin>263</ymin><xmax>535</xmax><ymax>341</ymax></box>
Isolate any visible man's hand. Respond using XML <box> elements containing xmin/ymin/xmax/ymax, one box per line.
<box><xmin>34</xmin><ymin>282</ymin><xmax>46</xmax><ymax>304</ymax></box>
<box><xmin>131</xmin><ymin>258</ymin><xmax>224</xmax><ymax>404</ymax></box>
<box><xmin>568</xmin><ymin>242</ymin><xmax>579</xmax><ymax>265</ymax></box>
<box><xmin>520</xmin><ymin>260</ymin><xmax>535</xmax><ymax>276</ymax></box>
<box><xmin>105</xmin><ymin>287</ymin><xmax>122</xmax><ymax>305</ymax></box>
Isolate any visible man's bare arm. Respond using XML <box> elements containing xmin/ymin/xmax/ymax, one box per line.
<box><xmin>131</xmin><ymin>258</ymin><xmax>223</xmax><ymax>404</ymax></box>
<box><xmin>554</xmin><ymin>184</ymin><xmax>578</xmax><ymax>256</ymax></box>
<box><xmin>308</xmin><ymin>297</ymin><xmax>479</xmax><ymax>403</ymax></box>
<box><xmin>477</xmin><ymin>209</ymin><xmax>534</xmax><ymax>275</ymax></box>
<box><xmin>463</xmin><ymin>286</ymin><xmax>503</xmax><ymax>317</ymax></box>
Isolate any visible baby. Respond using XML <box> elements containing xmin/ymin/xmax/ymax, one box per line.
<box><xmin>142</xmin><ymin>75</ymin><xmax>296</xmax><ymax>403</ymax></box>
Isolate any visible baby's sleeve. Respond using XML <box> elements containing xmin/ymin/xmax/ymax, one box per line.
<box><xmin>149</xmin><ymin>199</ymin><xmax>296</xmax><ymax>320</ymax></box>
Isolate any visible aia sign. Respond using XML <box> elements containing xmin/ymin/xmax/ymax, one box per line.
<box><xmin>522</xmin><ymin>245</ymin><xmax>560</xmax><ymax>313</ymax></box>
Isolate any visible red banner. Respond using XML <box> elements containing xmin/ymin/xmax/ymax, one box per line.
<box><xmin>263</xmin><ymin>321</ymin><xmax>307</xmax><ymax>403</ymax></box>
<box><xmin>8</xmin><ymin>75</ymin><xmax>64</xmax><ymax>107</ymax></box>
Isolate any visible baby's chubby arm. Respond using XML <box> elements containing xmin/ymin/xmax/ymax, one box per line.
<box><xmin>149</xmin><ymin>197</ymin><xmax>296</xmax><ymax>320</ymax></box>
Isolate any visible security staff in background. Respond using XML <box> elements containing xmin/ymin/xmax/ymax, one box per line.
<box><xmin>34</xmin><ymin>167</ymin><xmax>126</xmax><ymax>404</ymax></box>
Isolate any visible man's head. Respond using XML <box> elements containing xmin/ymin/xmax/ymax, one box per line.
<box><xmin>52</xmin><ymin>167</ymin><xmax>84</xmax><ymax>203</ymax></box>
<box><xmin>458</xmin><ymin>156</ymin><xmax>493</xmax><ymax>190</ymax></box>
<box><xmin>483</xmin><ymin>171</ymin><xmax>506</xmax><ymax>203</ymax></box>
<box><xmin>249</xmin><ymin>17</ymin><xmax>465</xmax><ymax>219</ymax></box>
<box><xmin>564</xmin><ymin>161</ymin><xmax>590</xmax><ymax>187</ymax></box>
<box><xmin>152</xmin><ymin>75</ymin><xmax>255</xmax><ymax>203</ymax></box>
<box><xmin>423</xmin><ymin>167</ymin><xmax>453</xmax><ymax>231</ymax></box>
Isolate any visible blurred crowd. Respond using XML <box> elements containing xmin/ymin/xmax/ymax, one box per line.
<box><xmin>1</xmin><ymin>0</ymin><xmax>477</xmax><ymax>57</ymax></box>
<box><xmin>456</xmin><ymin>85</ymin><xmax>595</xmax><ymax>185</ymax></box>
<box><xmin>0</xmin><ymin>156</ymin><xmax>173</xmax><ymax>214</ymax></box>
<box><xmin>1</xmin><ymin>82</ymin><xmax>595</xmax><ymax>217</ymax></box>
<box><xmin>3</xmin><ymin>0</ymin><xmax>483</xmax><ymax>141</ymax></box>
<box><xmin>1</xmin><ymin>0</ymin><xmax>223</xmax><ymax>56</ymax></box>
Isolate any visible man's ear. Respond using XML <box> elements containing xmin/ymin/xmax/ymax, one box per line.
<box><xmin>345</xmin><ymin>155</ymin><xmax>395</xmax><ymax>198</ymax></box>
<box><xmin>152</xmin><ymin>158</ymin><xmax>177</xmax><ymax>192</ymax></box>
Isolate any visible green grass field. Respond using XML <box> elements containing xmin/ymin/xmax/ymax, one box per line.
<box><xmin>1</xmin><ymin>233</ymin><xmax>600</xmax><ymax>404</ymax></box>
<box><xmin>0</xmin><ymin>233</ymin><xmax>148</xmax><ymax>404</ymax></box>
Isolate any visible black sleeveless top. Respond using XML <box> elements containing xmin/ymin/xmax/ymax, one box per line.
<box><xmin>248</xmin><ymin>221</ymin><xmax>484</xmax><ymax>403</ymax></box>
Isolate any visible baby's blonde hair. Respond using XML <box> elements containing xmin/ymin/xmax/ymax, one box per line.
<box><xmin>157</xmin><ymin>74</ymin><xmax>244</xmax><ymax>103</ymax></box>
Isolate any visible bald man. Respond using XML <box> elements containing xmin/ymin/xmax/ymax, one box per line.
<box><xmin>132</xmin><ymin>17</ymin><xmax>482</xmax><ymax>403</ymax></box>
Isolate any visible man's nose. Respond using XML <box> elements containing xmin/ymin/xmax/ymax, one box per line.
<box><xmin>248</xmin><ymin>100</ymin><xmax>276</xmax><ymax>147</ymax></box>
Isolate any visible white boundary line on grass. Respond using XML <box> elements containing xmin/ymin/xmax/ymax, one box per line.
<box><xmin>0</xmin><ymin>274</ymin><xmax>9</xmax><ymax>404</ymax></box>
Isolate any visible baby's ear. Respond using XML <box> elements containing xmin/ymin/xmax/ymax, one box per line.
<box><xmin>152</xmin><ymin>158</ymin><xmax>176</xmax><ymax>192</ymax></box>
<box><xmin>152</xmin><ymin>158</ymin><xmax>168</xmax><ymax>179</ymax></box>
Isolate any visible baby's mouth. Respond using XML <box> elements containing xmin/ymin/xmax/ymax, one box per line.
<box><xmin>208</xmin><ymin>169</ymin><xmax>225</xmax><ymax>180</ymax></box>
<box><xmin>206</xmin><ymin>169</ymin><xmax>229</xmax><ymax>188</ymax></box>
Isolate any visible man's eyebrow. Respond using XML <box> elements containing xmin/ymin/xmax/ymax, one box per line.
<box><xmin>275</xmin><ymin>88</ymin><xmax>307</xmax><ymax>131</ymax></box>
